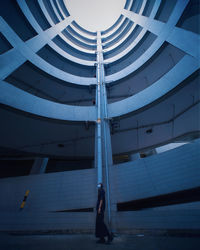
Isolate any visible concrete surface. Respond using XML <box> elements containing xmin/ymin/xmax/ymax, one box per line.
<box><xmin>0</xmin><ymin>233</ymin><xmax>200</xmax><ymax>250</ymax></box>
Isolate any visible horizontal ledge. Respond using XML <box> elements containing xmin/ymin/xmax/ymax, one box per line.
<box><xmin>0</xmin><ymin>80</ymin><xmax>97</xmax><ymax>121</ymax></box>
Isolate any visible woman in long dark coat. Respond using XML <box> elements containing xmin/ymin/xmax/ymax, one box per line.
<box><xmin>95</xmin><ymin>183</ymin><xmax>113</xmax><ymax>244</ymax></box>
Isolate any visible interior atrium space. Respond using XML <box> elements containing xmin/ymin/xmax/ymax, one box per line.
<box><xmin>0</xmin><ymin>0</ymin><xmax>200</xmax><ymax>249</ymax></box>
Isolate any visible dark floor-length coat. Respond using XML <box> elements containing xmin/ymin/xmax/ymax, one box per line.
<box><xmin>95</xmin><ymin>188</ymin><xmax>109</xmax><ymax>238</ymax></box>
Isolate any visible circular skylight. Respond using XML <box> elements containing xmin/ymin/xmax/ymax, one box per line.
<box><xmin>64</xmin><ymin>0</ymin><xmax>126</xmax><ymax>32</ymax></box>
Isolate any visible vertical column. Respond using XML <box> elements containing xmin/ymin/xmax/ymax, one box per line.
<box><xmin>102</xmin><ymin>79</ymin><xmax>113</xmax><ymax>226</ymax></box>
<box><xmin>30</xmin><ymin>157</ymin><xmax>48</xmax><ymax>175</ymax></box>
<box><xmin>96</xmin><ymin>34</ymin><xmax>103</xmax><ymax>184</ymax></box>
<box><xmin>95</xmin><ymin>31</ymin><xmax>113</xmax><ymax>226</ymax></box>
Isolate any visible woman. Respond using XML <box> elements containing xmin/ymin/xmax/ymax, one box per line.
<box><xmin>95</xmin><ymin>183</ymin><xmax>113</xmax><ymax>244</ymax></box>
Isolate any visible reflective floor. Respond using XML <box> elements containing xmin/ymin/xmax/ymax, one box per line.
<box><xmin>0</xmin><ymin>233</ymin><xmax>199</xmax><ymax>250</ymax></box>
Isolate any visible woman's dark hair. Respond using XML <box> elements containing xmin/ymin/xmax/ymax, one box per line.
<box><xmin>98</xmin><ymin>183</ymin><xmax>103</xmax><ymax>188</ymax></box>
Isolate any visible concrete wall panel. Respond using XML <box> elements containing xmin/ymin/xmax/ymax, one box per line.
<box><xmin>111</xmin><ymin>140</ymin><xmax>200</xmax><ymax>202</ymax></box>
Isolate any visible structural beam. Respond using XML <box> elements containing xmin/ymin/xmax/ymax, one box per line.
<box><xmin>122</xmin><ymin>0</ymin><xmax>199</xmax><ymax>59</ymax></box>
<box><xmin>0</xmin><ymin>16</ymin><xmax>73</xmax><ymax>80</ymax></box>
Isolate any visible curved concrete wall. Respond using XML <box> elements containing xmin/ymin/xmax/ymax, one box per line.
<box><xmin>0</xmin><ymin>140</ymin><xmax>199</xmax><ymax>231</ymax></box>
<box><xmin>110</xmin><ymin>140</ymin><xmax>200</xmax><ymax>203</ymax></box>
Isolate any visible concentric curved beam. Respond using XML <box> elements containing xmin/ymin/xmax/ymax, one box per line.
<box><xmin>37</xmin><ymin>0</ymin><xmax>55</xmax><ymax>27</ymax></box>
<box><xmin>59</xmin><ymin>32</ymin><xmax>96</xmax><ymax>54</ymax></box>
<box><xmin>17</xmin><ymin>0</ymin><xmax>95</xmax><ymax>66</ymax></box>
<box><xmin>17</xmin><ymin>0</ymin><xmax>43</xmax><ymax>33</ymax></box>
<box><xmin>61</xmin><ymin>29</ymin><xmax>96</xmax><ymax>51</ymax></box>
<box><xmin>0</xmin><ymin>80</ymin><xmax>96</xmax><ymax>121</ymax></box>
<box><xmin>0</xmin><ymin>0</ymin><xmax>198</xmax><ymax>124</ymax></box>
<box><xmin>49</xmin><ymin>0</ymin><xmax>63</xmax><ymax>22</ymax></box>
<box><xmin>101</xmin><ymin>0</ymin><xmax>133</xmax><ymax>38</ymax></box>
<box><xmin>0</xmin><ymin>17</ymin><xmax>96</xmax><ymax>86</ymax></box>
<box><xmin>71</xmin><ymin>22</ymin><xmax>96</xmax><ymax>40</ymax></box>
<box><xmin>103</xmin><ymin>19</ymin><xmax>133</xmax><ymax>50</ymax></box>
<box><xmin>124</xmin><ymin>0</ymin><xmax>134</xmax><ymax>11</ymax></box>
<box><xmin>37</xmin><ymin>1</ymin><xmax>97</xmax><ymax>54</ymax></box>
<box><xmin>101</xmin><ymin>16</ymin><xmax>125</xmax><ymax>39</ymax></box>
<box><xmin>37</xmin><ymin>0</ymin><xmax>95</xmax><ymax>54</ymax></box>
<box><xmin>72</xmin><ymin>20</ymin><xmax>97</xmax><ymax>36</ymax></box>
<box><xmin>102</xmin><ymin>17</ymin><xmax>129</xmax><ymax>43</ymax></box>
<box><xmin>108</xmin><ymin>55</ymin><xmax>199</xmax><ymax>118</ymax></box>
<box><xmin>55</xmin><ymin>0</ymin><xmax>67</xmax><ymax>19</ymax></box>
<box><xmin>66</xmin><ymin>26</ymin><xmax>97</xmax><ymax>45</ymax></box>
<box><xmin>48</xmin><ymin>40</ymin><xmax>95</xmax><ymax>66</ymax></box>
<box><xmin>105</xmin><ymin>0</ymin><xmax>197</xmax><ymax>83</ymax></box>
<box><xmin>104</xmin><ymin>0</ymin><xmax>161</xmax><ymax>63</ymax></box>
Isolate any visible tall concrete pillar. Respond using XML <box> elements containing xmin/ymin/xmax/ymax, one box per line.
<box><xmin>95</xmin><ymin>31</ymin><xmax>113</xmax><ymax>227</ymax></box>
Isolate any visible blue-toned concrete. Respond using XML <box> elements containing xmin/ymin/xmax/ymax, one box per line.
<box><xmin>108</xmin><ymin>55</ymin><xmax>199</xmax><ymax>117</ymax></box>
<box><xmin>60</xmin><ymin>31</ymin><xmax>96</xmax><ymax>54</ymax></box>
<box><xmin>0</xmin><ymin>17</ymin><xmax>96</xmax><ymax>85</ymax></box>
<box><xmin>103</xmin><ymin>20</ymin><xmax>134</xmax><ymax>50</ymax></box>
<box><xmin>95</xmin><ymin>31</ymin><xmax>113</xmax><ymax>225</ymax></box>
<box><xmin>102</xmin><ymin>18</ymin><xmax>130</xmax><ymax>44</ymax></box>
<box><xmin>104</xmin><ymin>0</ymin><xmax>161</xmax><ymax>63</ymax></box>
<box><xmin>38</xmin><ymin>0</ymin><xmax>58</xmax><ymax>26</ymax></box>
<box><xmin>0</xmin><ymin>141</ymin><xmax>199</xmax><ymax>231</ymax></box>
<box><xmin>102</xmin><ymin>15</ymin><xmax>124</xmax><ymax>36</ymax></box>
<box><xmin>62</xmin><ymin>29</ymin><xmax>96</xmax><ymax>51</ymax></box>
<box><xmin>49</xmin><ymin>0</ymin><xmax>63</xmax><ymax>22</ymax></box>
<box><xmin>71</xmin><ymin>21</ymin><xmax>97</xmax><ymax>39</ymax></box>
<box><xmin>111</xmin><ymin>140</ymin><xmax>200</xmax><ymax>202</ymax></box>
<box><xmin>17</xmin><ymin>0</ymin><xmax>95</xmax><ymax>66</ymax></box>
<box><xmin>105</xmin><ymin>0</ymin><xmax>196</xmax><ymax>83</ymax></box>
<box><xmin>52</xmin><ymin>35</ymin><xmax>96</xmax><ymax>62</ymax></box>
<box><xmin>0</xmin><ymin>80</ymin><xmax>96</xmax><ymax>121</ymax></box>
<box><xmin>54</xmin><ymin>0</ymin><xmax>65</xmax><ymax>20</ymax></box>
<box><xmin>0</xmin><ymin>0</ymin><xmax>199</xmax><ymax>236</ymax></box>
<box><xmin>66</xmin><ymin>26</ymin><xmax>96</xmax><ymax>45</ymax></box>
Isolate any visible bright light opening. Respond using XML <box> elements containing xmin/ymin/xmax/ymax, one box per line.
<box><xmin>64</xmin><ymin>0</ymin><xmax>126</xmax><ymax>32</ymax></box>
